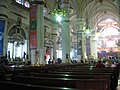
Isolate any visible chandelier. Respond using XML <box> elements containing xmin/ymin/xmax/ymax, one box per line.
<box><xmin>51</xmin><ymin>4</ymin><xmax>66</xmax><ymax>22</ymax></box>
<box><xmin>51</xmin><ymin>7</ymin><xmax>66</xmax><ymax>17</ymax></box>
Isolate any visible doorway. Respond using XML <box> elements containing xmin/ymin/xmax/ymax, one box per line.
<box><xmin>7</xmin><ymin>25</ymin><xmax>27</xmax><ymax>61</ymax></box>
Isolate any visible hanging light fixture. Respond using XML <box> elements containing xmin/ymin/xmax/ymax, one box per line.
<box><xmin>51</xmin><ymin>1</ymin><xmax>66</xmax><ymax>22</ymax></box>
<box><xmin>51</xmin><ymin>5</ymin><xmax>66</xmax><ymax>17</ymax></box>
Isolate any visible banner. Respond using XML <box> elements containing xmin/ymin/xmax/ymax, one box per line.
<box><xmin>30</xmin><ymin>5</ymin><xmax>37</xmax><ymax>31</ymax></box>
<box><xmin>101</xmin><ymin>51</ymin><xmax>106</xmax><ymax>57</ymax></box>
<box><xmin>77</xmin><ymin>33</ymin><xmax>82</xmax><ymax>55</ymax></box>
<box><xmin>30</xmin><ymin>5</ymin><xmax>37</xmax><ymax>49</ymax></box>
<box><xmin>0</xmin><ymin>20</ymin><xmax>5</xmax><ymax>55</ymax></box>
<box><xmin>30</xmin><ymin>31</ymin><xmax>37</xmax><ymax>49</ymax></box>
<box><xmin>86</xmin><ymin>38</ymin><xmax>91</xmax><ymax>56</ymax></box>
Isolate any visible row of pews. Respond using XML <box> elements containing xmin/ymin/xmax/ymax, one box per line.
<box><xmin>0</xmin><ymin>63</ymin><xmax>120</xmax><ymax>90</ymax></box>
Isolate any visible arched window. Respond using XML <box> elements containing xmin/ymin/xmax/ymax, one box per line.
<box><xmin>15</xmin><ymin>0</ymin><xmax>30</xmax><ymax>8</ymax></box>
<box><xmin>24</xmin><ymin>1</ymin><xmax>30</xmax><ymax>8</ymax></box>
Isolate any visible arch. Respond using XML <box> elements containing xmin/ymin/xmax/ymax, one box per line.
<box><xmin>44</xmin><ymin>38</ymin><xmax>54</xmax><ymax>47</ymax></box>
<box><xmin>8</xmin><ymin>25</ymin><xmax>26</xmax><ymax>40</ymax></box>
<box><xmin>99</xmin><ymin>26</ymin><xmax>120</xmax><ymax>34</ymax></box>
<box><xmin>7</xmin><ymin>24</ymin><xmax>28</xmax><ymax>60</ymax></box>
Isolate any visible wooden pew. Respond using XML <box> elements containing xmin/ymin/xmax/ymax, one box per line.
<box><xmin>0</xmin><ymin>80</ymin><xmax>81</xmax><ymax>90</ymax></box>
<box><xmin>46</xmin><ymin>68</ymin><xmax>115</xmax><ymax>90</ymax></box>
<box><xmin>27</xmin><ymin>66</ymin><xmax>116</xmax><ymax>90</ymax></box>
<box><xmin>55</xmin><ymin>67</ymin><xmax>115</xmax><ymax>73</ymax></box>
<box><xmin>29</xmin><ymin>72</ymin><xmax>112</xmax><ymax>90</ymax></box>
<box><xmin>4</xmin><ymin>63</ymin><xmax>120</xmax><ymax>90</ymax></box>
<box><xmin>11</xmin><ymin>75</ymin><xmax>109</xmax><ymax>90</ymax></box>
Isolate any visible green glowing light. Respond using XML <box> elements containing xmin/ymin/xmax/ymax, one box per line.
<box><xmin>51</xmin><ymin>8</ymin><xmax>66</xmax><ymax>22</ymax></box>
<box><xmin>86</xmin><ymin>29</ymin><xmax>91</xmax><ymax>35</ymax></box>
<box><xmin>56</xmin><ymin>14</ymin><xmax>62</xmax><ymax>22</ymax></box>
<box><xmin>51</xmin><ymin>8</ymin><xmax>66</xmax><ymax>16</ymax></box>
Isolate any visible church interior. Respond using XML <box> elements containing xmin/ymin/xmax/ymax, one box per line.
<box><xmin>0</xmin><ymin>0</ymin><xmax>120</xmax><ymax>90</ymax></box>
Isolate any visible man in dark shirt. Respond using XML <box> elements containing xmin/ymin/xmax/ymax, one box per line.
<box><xmin>96</xmin><ymin>61</ymin><xmax>105</xmax><ymax>68</ymax></box>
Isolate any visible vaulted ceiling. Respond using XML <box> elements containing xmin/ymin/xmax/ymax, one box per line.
<box><xmin>43</xmin><ymin>0</ymin><xmax>120</xmax><ymax>31</ymax></box>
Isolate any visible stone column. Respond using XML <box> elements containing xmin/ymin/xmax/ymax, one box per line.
<box><xmin>31</xmin><ymin>0</ymin><xmax>45</xmax><ymax>64</ymax></box>
<box><xmin>52</xmin><ymin>25</ymin><xmax>58</xmax><ymax>64</ymax></box>
<box><xmin>77</xmin><ymin>17</ymin><xmax>85</xmax><ymax>62</ymax></box>
<box><xmin>90</xmin><ymin>36</ymin><xmax>97</xmax><ymax>60</ymax></box>
<box><xmin>0</xmin><ymin>0</ymin><xmax>9</xmax><ymax>56</ymax></box>
<box><xmin>86</xmin><ymin>37</ymin><xmax>91</xmax><ymax>58</ymax></box>
<box><xmin>61</xmin><ymin>2</ymin><xmax>71</xmax><ymax>63</ymax></box>
<box><xmin>26</xmin><ymin>30</ymin><xmax>30</xmax><ymax>62</ymax></box>
<box><xmin>37</xmin><ymin>0</ymin><xmax>45</xmax><ymax>64</ymax></box>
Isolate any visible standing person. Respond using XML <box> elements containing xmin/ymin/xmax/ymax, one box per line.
<box><xmin>23</xmin><ymin>51</ymin><xmax>26</xmax><ymax>61</ymax></box>
<box><xmin>65</xmin><ymin>54</ymin><xmax>72</xmax><ymax>64</ymax></box>
<box><xmin>8</xmin><ymin>50</ymin><xmax>10</xmax><ymax>60</ymax></box>
<box><xmin>35</xmin><ymin>50</ymin><xmax>38</xmax><ymax>65</ymax></box>
<box><xmin>44</xmin><ymin>56</ymin><xmax>46</xmax><ymax>64</ymax></box>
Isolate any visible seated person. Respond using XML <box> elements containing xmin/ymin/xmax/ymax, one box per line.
<box><xmin>105</xmin><ymin>59</ymin><xmax>112</xmax><ymax>67</ymax></box>
<box><xmin>95</xmin><ymin>60</ymin><xmax>105</xmax><ymax>68</ymax></box>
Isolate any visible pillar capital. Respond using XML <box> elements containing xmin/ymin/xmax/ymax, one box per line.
<box><xmin>76</xmin><ymin>17</ymin><xmax>85</xmax><ymax>32</ymax></box>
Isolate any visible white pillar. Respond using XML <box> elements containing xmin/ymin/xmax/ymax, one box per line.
<box><xmin>26</xmin><ymin>40</ymin><xmax>30</xmax><ymax>62</ymax></box>
<box><xmin>37</xmin><ymin>0</ymin><xmax>45</xmax><ymax>64</ymax></box>
<box><xmin>61</xmin><ymin>3</ymin><xmax>71</xmax><ymax>63</ymax></box>
<box><xmin>76</xmin><ymin>17</ymin><xmax>85</xmax><ymax>62</ymax></box>
<box><xmin>52</xmin><ymin>26</ymin><xmax>57</xmax><ymax>64</ymax></box>
<box><xmin>90</xmin><ymin>36</ymin><xmax>97</xmax><ymax>60</ymax></box>
<box><xmin>31</xmin><ymin>0</ymin><xmax>45</xmax><ymax>64</ymax></box>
